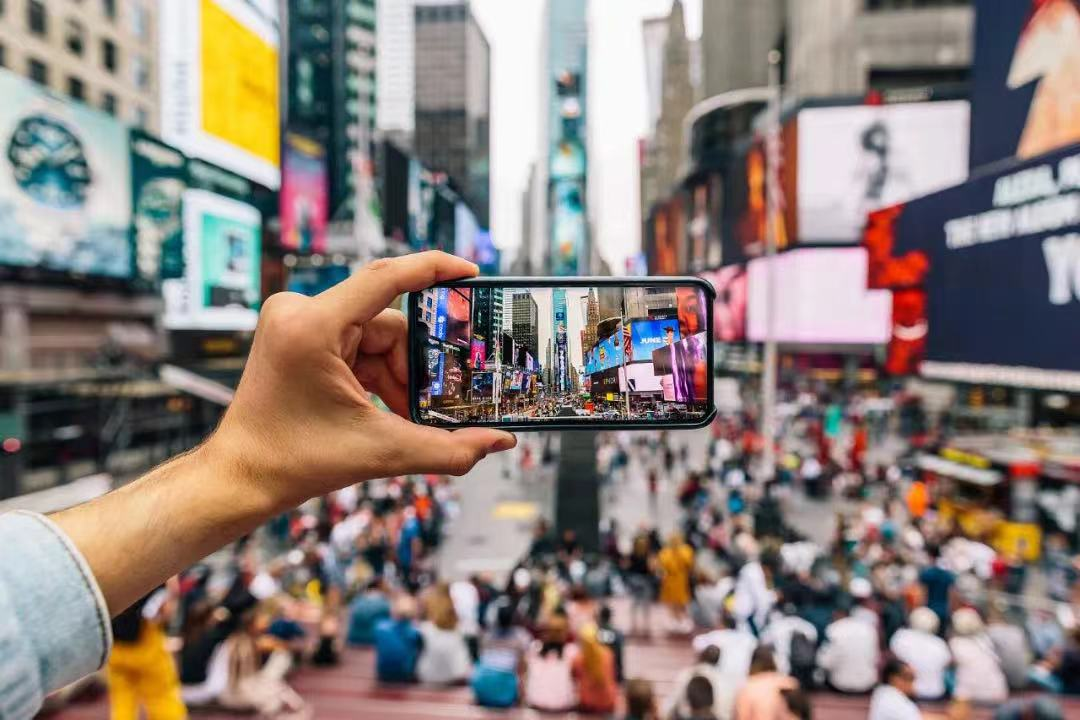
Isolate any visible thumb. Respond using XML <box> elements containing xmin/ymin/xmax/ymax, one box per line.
<box><xmin>379</xmin><ymin>415</ymin><xmax>516</xmax><ymax>477</ymax></box>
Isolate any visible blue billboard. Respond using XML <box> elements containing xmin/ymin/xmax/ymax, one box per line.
<box><xmin>433</xmin><ymin>287</ymin><xmax>449</xmax><ymax>341</ymax></box>
<box><xmin>594</xmin><ymin>330</ymin><xmax>624</xmax><ymax>372</ymax></box>
<box><xmin>428</xmin><ymin>348</ymin><xmax>445</xmax><ymax>396</ymax></box>
<box><xmin>630</xmin><ymin>319</ymin><xmax>681</xmax><ymax>362</ymax></box>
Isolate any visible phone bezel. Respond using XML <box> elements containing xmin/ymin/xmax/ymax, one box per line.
<box><xmin>407</xmin><ymin>276</ymin><xmax>717</xmax><ymax>431</ymax></box>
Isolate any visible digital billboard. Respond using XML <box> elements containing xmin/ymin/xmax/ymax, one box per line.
<box><xmin>163</xmin><ymin>189</ymin><xmax>261</xmax><ymax>330</ymax></box>
<box><xmin>699</xmin><ymin>266</ymin><xmax>748</xmax><ymax>342</ymax></box>
<box><xmin>970</xmin><ymin>0</ymin><xmax>1080</xmax><ymax>169</ymax></box>
<box><xmin>677</xmin><ymin>286</ymin><xmax>707</xmax><ymax>338</ymax></box>
<box><xmin>455</xmin><ymin>201</ymin><xmax>479</xmax><ymax>262</ymax></box>
<box><xmin>551</xmin><ymin>178</ymin><xmax>585</xmax><ymax>276</ymax></box>
<box><xmin>446</xmin><ymin>288</ymin><xmax>472</xmax><ymax>348</ymax></box>
<box><xmin>671</xmin><ymin>332</ymin><xmax>708</xmax><ymax>404</ymax></box>
<box><xmin>797</xmin><ymin>101</ymin><xmax>970</xmax><ymax>243</ymax></box>
<box><xmin>469</xmin><ymin>339</ymin><xmax>485</xmax><ymax>369</ymax></box>
<box><xmin>408</xmin><ymin>159</ymin><xmax>435</xmax><ymax>250</ymax></box>
<box><xmin>160</xmin><ymin>0</ymin><xmax>280</xmax><ymax>189</ymax></box>
<box><xmin>440</xmin><ymin>352</ymin><xmax>465</xmax><ymax>402</ymax></box>
<box><xmin>280</xmin><ymin>132</ymin><xmax>328</xmax><ymax>253</ymax></box>
<box><xmin>130</xmin><ymin>130</ymin><xmax>187</xmax><ymax>285</ymax></box>
<box><xmin>866</xmin><ymin>143</ymin><xmax>1080</xmax><ymax>389</ymax></box>
<box><xmin>746</xmin><ymin>247</ymin><xmax>892</xmax><ymax>344</ymax></box>
<box><xmin>0</xmin><ymin>71</ymin><xmax>132</xmax><ymax>279</ymax></box>
<box><xmin>286</xmin><ymin>264</ymin><xmax>349</xmax><ymax>297</ymax></box>
<box><xmin>594</xmin><ymin>330</ymin><xmax>624</xmax><ymax>372</ymax></box>
<box><xmin>630</xmin><ymin>319</ymin><xmax>681</xmax><ymax>362</ymax></box>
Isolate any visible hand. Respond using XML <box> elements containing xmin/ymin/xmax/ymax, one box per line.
<box><xmin>205</xmin><ymin>251</ymin><xmax>516</xmax><ymax>511</ymax></box>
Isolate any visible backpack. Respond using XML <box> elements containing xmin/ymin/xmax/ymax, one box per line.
<box><xmin>789</xmin><ymin>630</ymin><xmax>817</xmax><ymax>689</ymax></box>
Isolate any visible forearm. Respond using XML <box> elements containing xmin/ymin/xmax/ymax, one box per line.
<box><xmin>51</xmin><ymin>443</ymin><xmax>277</xmax><ymax>615</ymax></box>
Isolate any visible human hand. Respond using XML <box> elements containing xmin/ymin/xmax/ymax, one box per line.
<box><xmin>205</xmin><ymin>251</ymin><xmax>516</xmax><ymax>511</ymax></box>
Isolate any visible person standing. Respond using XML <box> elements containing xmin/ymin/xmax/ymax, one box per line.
<box><xmin>658</xmin><ymin>532</ymin><xmax>695</xmax><ymax>634</ymax></box>
<box><xmin>919</xmin><ymin>546</ymin><xmax>955</xmax><ymax>631</ymax></box>
<box><xmin>107</xmin><ymin>587</ymin><xmax>187</xmax><ymax>720</ymax></box>
<box><xmin>624</xmin><ymin>532</ymin><xmax>657</xmax><ymax>638</ymax></box>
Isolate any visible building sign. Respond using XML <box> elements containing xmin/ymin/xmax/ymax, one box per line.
<box><xmin>130</xmin><ymin>131</ymin><xmax>187</xmax><ymax>285</ymax></box>
<box><xmin>280</xmin><ymin>132</ymin><xmax>328</xmax><ymax>252</ymax></box>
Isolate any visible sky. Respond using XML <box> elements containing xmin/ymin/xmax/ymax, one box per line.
<box><xmin>470</xmin><ymin>0</ymin><xmax>703</xmax><ymax>274</ymax></box>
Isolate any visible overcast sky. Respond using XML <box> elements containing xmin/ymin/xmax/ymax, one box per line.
<box><xmin>470</xmin><ymin>0</ymin><xmax>702</xmax><ymax>274</ymax></box>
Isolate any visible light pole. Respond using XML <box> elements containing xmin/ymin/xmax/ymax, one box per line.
<box><xmin>759</xmin><ymin>48</ymin><xmax>783</xmax><ymax>484</ymax></box>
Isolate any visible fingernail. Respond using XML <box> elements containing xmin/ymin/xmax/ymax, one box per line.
<box><xmin>490</xmin><ymin>434</ymin><xmax>516</xmax><ymax>452</ymax></box>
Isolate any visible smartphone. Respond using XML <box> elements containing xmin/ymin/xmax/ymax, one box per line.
<box><xmin>407</xmin><ymin>277</ymin><xmax>716</xmax><ymax>430</ymax></box>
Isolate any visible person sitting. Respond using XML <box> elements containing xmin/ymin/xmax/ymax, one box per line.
<box><xmin>624</xmin><ymin>677</ymin><xmax>659</xmax><ymax>720</ymax></box>
<box><xmin>596</xmin><ymin>604</ymin><xmax>626</xmax><ymax>682</ymax></box>
<box><xmin>869</xmin><ymin>657</ymin><xmax>926</xmax><ymax>720</ymax></box>
<box><xmin>1059</xmin><ymin>625</ymin><xmax>1080</xmax><ymax>695</ymax></box>
<box><xmin>416</xmin><ymin>581</ymin><xmax>472</xmax><ymax>684</ymax></box>
<box><xmin>566</xmin><ymin>583</ymin><xmax>598</xmax><ymax>637</ymax></box>
<box><xmin>472</xmin><ymin>602</ymin><xmax>531</xmax><ymax>708</ymax></box>
<box><xmin>347</xmin><ymin>578</ymin><xmax>391</xmax><ymax>646</ymax></box>
<box><xmin>663</xmin><ymin>645</ymin><xmax>735</xmax><ymax>720</ymax></box>
<box><xmin>374</xmin><ymin>595</ymin><xmax>423</xmax><ymax>683</ymax></box>
<box><xmin>733</xmin><ymin>647</ymin><xmax>799</xmax><ymax>720</ymax></box>
<box><xmin>985</xmin><ymin>602</ymin><xmax>1030</xmax><ymax>692</ymax></box>
<box><xmin>760</xmin><ymin>606</ymin><xmax>818</xmax><ymax>680</ymax></box>
<box><xmin>888</xmin><ymin>607</ymin><xmax>951</xmax><ymax>701</ymax></box>
<box><xmin>949</xmin><ymin>608</ymin><xmax>1008</xmax><ymax>705</ymax></box>
<box><xmin>692</xmin><ymin>613</ymin><xmax>758</xmax><ymax>681</ymax></box>
<box><xmin>572</xmin><ymin>623</ymin><xmax>619</xmax><ymax>714</ymax></box>
<box><xmin>525</xmin><ymin>615</ymin><xmax>577</xmax><ymax>712</ymax></box>
<box><xmin>680</xmin><ymin>675</ymin><xmax>720</xmax><ymax>720</ymax></box>
<box><xmin>816</xmin><ymin>602</ymin><xmax>880</xmax><ymax>693</ymax></box>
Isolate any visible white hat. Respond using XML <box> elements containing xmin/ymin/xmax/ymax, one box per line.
<box><xmin>849</xmin><ymin>577</ymin><xmax>873</xmax><ymax>599</ymax></box>
<box><xmin>909</xmin><ymin>607</ymin><xmax>940</xmax><ymax>635</ymax></box>
<box><xmin>951</xmin><ymin>607</ymin><xmax>985</xmax><ymax>637</ymax></box>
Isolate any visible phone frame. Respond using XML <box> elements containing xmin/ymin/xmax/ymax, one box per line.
<box><xmin>407</xmin><ymin>276</ymin><xmax>717</xmax><ymax>431</ymax></box>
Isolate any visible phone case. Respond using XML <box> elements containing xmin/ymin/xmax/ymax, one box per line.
<box><xmin>407</xmin><ymin>276</ymin><xmax>717</xmax><ymax>431</ymax></box>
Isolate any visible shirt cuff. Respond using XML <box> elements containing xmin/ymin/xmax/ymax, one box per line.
<box><xmin>0</xmin><ymin>511</ymin><xmax>112</xmax><ymax>711</ymax></box>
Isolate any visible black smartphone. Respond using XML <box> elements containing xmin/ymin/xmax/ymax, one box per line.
<box><xmin>407</xmin><ymin>277</ymin><xmax>716</xmax><ymax>430</ymax></box>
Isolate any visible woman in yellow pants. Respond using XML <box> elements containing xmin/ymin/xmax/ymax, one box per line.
<box><xmin>108</xmin><ymin>588</ymin><xmax>187</xmax><ymax>720</ymax></box>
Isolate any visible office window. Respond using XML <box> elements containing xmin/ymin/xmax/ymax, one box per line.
<box><xmin>101</xmin><ymin>38</ymin><xmax>118</xmax><ymax>73</ymax></box>
<box><xmin>102</xmin><ymin>0</ymin><xmax>116</xmax><ymax>20</ymax></box>
<box><xmin>27</xmin><ymin>0</ymin><xmax>47</xmax><ymax>36</ymax></box>
<box><xmin>28</xmin><ymin>58</ymin><xmax>49</xmax><ymax>86</ymax></box>
<box><xmin>65</xmin><ymin>18</ymin><xmax>86</xmax><ymax>55</ymax></box>
<box><xmin>131</xmin><ymin>3</ymin><xmax>148</xmax><ymax>40</ymax></box>
<box><xmin>101</xmin><ymin>91</ymin><xmax>117</xmax><ymax>116</ymax></box>
<box><xmin>67</xmin><ymin>76</ymin><xmax>85</xmax><ymax>101</ymax></box>
<box><xmin>132</xmin><ymin>55</ymin><xmax>150</xmax><ymax>90</ymax></box>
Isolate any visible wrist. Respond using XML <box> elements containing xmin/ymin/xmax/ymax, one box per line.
<box><xmin>195</xmin><ymin>433</ymin><xmax>290</xmax><ymax>520</ymax></box>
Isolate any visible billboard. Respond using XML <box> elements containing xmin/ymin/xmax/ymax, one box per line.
<box><xmin>280</xmin><ymin>132</ymin><xmax>327</xmax><ymax>253</ymax></box>
<box><xmin>630</xmin><ymin>319</ymin><xmax>681</xmax><ymax>362</ymax></box>
<box><xmin>797</xmin><ymin>101</ymin><xmax>970</xmax><ymax>243</ymax></box>
<box><xmin>469</xmin><ymin>338</ymin><xmax>486</xmax><ymax>369</ymax></box>
<box><xmin>455</xmin><ymin>201</ymin><xmax>479</xmax><ymax>261</ymax></box>
<box><xmin>551</xmin><ymin>178</ymin><xmax>585</xmax><ymax>276</ymax></box>
<box><xmin>381</xmin><ymin>141</ymin><xmax>410</xmax><ymax>245</ymax></box>
<box><xmin>440</xmin><ymin>351</ymin><xmax>465</xmax><ymax>402</ymax></box>
<box><xmin>594</xmin><ymin>330</ymin><xmax>624</xmax><ymax>372</ymax></box>
<box><xmin>130</xmin><ymin>130</ymin><xmax>187</xmax><ymax>285</ymax></box>
<box><xmin>429</xmin><ymin>348</ymin><xmax>445</xmax><ymax>396</ymax></box>
<box><xmin>670</xmin><ymin>332</ymin><xmax>708</xmax><ymax>403</ymax></box>
<box><xmin>407</xmin><ymin>159</ymin><xmax>435</xmax><ymax>249</ymax></box>
<box><xmin>677</xmin><ymin>286</ymin><xmax>707</xmax><ymax>338</ymax></box>
<box><xmin>747</xmin><ymin>247</ymin><xmax>892</xmax><ymax>344</ymax></box>
<box><xmin>866</xmin><ymin>143</ymin><xmax>1080</xmax><ymax>388</ymax></box>
<box><xmin>970</xmin><ymin>0</ymin><xmax>1080</xmax><ymax>170</ymax></box>
<box><xmin>446</xmin><ymin>288</ymin><xmax>471</xmax><ymax>348</ymax></box>
<box><xmin>286</xmin><ymin>264</ymin><xmax>349</xmax><ymax>297</ymax></box>
<box><xmin>160</xmin><ymin>0</ymin><xmax>280</xmax><ymax>188</ymax></box>
<box><xmin>163</xmin><ymin>189</ymin><xmax>261</xmax><ymax>330</ymax></box>
<box><xmin>0</xmin><ymin>71</ymin><xmax>132</xmax><ymax>279</ymax></box>
<box><xmin>622</xmin><ymin>363</ymin><xmax>663</xmax><ymax>394</ymax></box>
<box><xmin>699</xmin><ymin>266</ymin><xmax>748</xmax><ymax>342</ymax></box>
<box><xmin>433</xmin><ymin>287</ymin><xmax>449</xmax><ymax>341</ymax></box>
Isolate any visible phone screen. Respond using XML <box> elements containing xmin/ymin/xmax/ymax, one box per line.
<box><xmin>409</xmin><ymin>280</ymin><xmax>713</xmax><ymax>428</ymax></box>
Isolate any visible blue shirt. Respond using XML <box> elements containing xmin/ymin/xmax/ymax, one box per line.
<box><xmin>397</xmin><ymin>517</ymin><xmax>421</xmax><ymax>569</ymax></box>
<box><xmin>919</xmin><ymin>565</ymin><xmax>955</xmax><ymax>621</ymax></box>
<box><xmin>374</xmin><ymin>618</ymin><xmax>422</xmax><ymax>682</ymax></box>
<box><xmin>0</xmin><ymin>511</ymin><xmax>113</xmax><ymax>720</ymax></box>
<box><xmin>347</xmin><ymin>592</ymin><xmax>391</xmax><ymax>646</ymax></box>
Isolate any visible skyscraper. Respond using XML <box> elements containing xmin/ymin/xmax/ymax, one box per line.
<box><xmin>511</xmin><ymin>293</ymin><xmax>539</xmax><ymax>360</ymax></box>
<box><xmin>471</xmin><ymin>287</ymin><xmax>504</xmax><ymax>361</ymax></box>
<box><xmin>552</xmin><ymin>288</ymin><xmax>569</xmax><ymax>393</ymax></box>
<box><xmin>701</xmin><ymin>0</ymin><xmax>784</xmax><ymax>98</ymax></box>
<box><xmin>376</xmin><ymin>0</ymin><xmax>415</xmax><ymax>143</ymax></box>
<box><xmin>413</xmin><ymin>1</ymin><xmax>491</xmax><ymax>225</ymax></box>
<box><xmin>583</xmin><ymin>289</ymin><xmax>600</xmax><ymax>358</ymax></box>
<box><xmin>287</xmin><ymin>0</ymin><xmax>377</xmax><ymax>220</ymax></box>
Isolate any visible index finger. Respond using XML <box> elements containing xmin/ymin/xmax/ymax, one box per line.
<box><xmin>319</xmin><ymin>251</ymin><xmax>478</xmax><ymax>326</ymax></box>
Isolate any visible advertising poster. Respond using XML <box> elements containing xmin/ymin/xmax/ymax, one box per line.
<box><xmin>551</xmin><ymin>178</ymin><xmax>585</xmax><ymax>276</ymax></box>
<box><xmin>473</xmin><ymin>229</ymin><xmax>500</xmax><ymax>275</ymax></box>
<box><xmin>630</xmin><ymin>319</ymin><xmax>681</xmax><ymax>362</ymax></box>
<box><xmin>441</xmin><ymin>352</ymin><xmax>464</xmax><ymax>401</ymax></box>
<box><xmin>407</xmin><ymin>160</ymin><xmax>435</xmax><ymax>250</ymax></box>
<box><xmin>446</xmin><ymin>288</ymin><xmax>472</xmax><ymax>348</ymax></box>
<box><xmin>433</xmin><ymin>184</ymin><xmax>457</xmax><ymax>253</ymax></box>
<box><xmin>590</xmin><ymin>367</ymin><xmax>622</xmax><ymax>395</ymax></box>
<box><xmin>160</xmin><ymin>0</ymin><xmax>280</xmax><ymax>188</ymax></box>
<box><xmin>130</xmin><ymin>130</ymin><xmax>187</xmax><ymax>285</ymax></box>
<box><xmin>510</xmin><ymin>370</ymin><xmax>523</xmax><ymax>391</ymax></box>
<box><xmin>699</xmin><ymin>266</ymin><xmax>748</xmax><ymax>342</ymax></box>
<box><xmin>595</xmin><ymin>330</ymin><xmax>624</xmax><ymax>372</ymax></box>
<box><xmin>650</xmin><ymin>201</ymin><xmax>680</xmax><ymax>274</ymax></box>
<box><xmin>525</xmin><ymin>352</ymin><xmax>535</xmax><ymax>373</ymax></box>
<box><xmin>433</xmin><ymin>287</ymin><xmax>449</xmax><ymax>342</ymax></box>
<box><xmin>469</xmin><ymin>339</ymin><xmax>486</xmax><ymax>369</ymax></box>
<box><xmin>866</xmin><ymin>143</ymin><xmax>1080</xmax><ymax>388</ymax></box>
<box><xmin>429</xmin><ymin>349</ymin><xmax>445</xmax><ymax>396</ymax></box>
<box><xmin>0</xmin><ymin>71</ymin><xmax>132</xmax><ymax>278</ymax></box>
<box><xmin>164</xmin><ymin>189</ymin><xmax>261</xmax><ymax>330</ymax></box>
<box><xmin>797</xmin><ymin>101</ymin><xmax>970</xmax><ymax>243</ymax></box>
<box><xmin>381</xmin><ymin>141</ymin><xmax>410</xmax><ymax>245</ymax></box>
<box><xmin>471</xmin><ymin>372</ymin><xmax>493</xmax><ymax>400</ymax></box>
<box><xmin>671</xmin><ymin>332</ymin><xmax>708</xmax><ymax>403</ymax></box>
<box><xmin>676</xmin><ymin>286</ymin><xmax>707</xmax><ymax>338</ymax></box>
<box><xmin>622</xmin><ymin>363</ymin><xmax>664</xmax><ymax>394</ymax></box>
<box><xmin>280</xmin><ymin>132</ymin><xmax>328</xmax><ymax>253</ymax></box>
<box><xmin>651</xmin><ymin>344</ymin><xmax>674</xmax><ymax>376</ymax></box>
<box><xmin>970</xmin><ymin>0</ymin><xmax>1080</xmax><ymax>169</ymax></box>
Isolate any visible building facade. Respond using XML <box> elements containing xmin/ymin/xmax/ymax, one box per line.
<box><xmin>413</xmin><ymin>0</ymin><xmax>490</xmax><ymax>226</ymax></box>
<box><xmin>701</xmin><ymin>0</ymin><xmax>784</xmax><ymax>98</ymax></box>
<box><xmin>471</xmin><ymin>286</ymin><xmax>503</xmax><ymax>361</ymax></box>
<box><xmin>376</xmin><ymin>0</ymin><xmax>414</xmax><ymax>143</ymax></box>
<box><xmin>0</xmin><ymin>0</ymin><xmax>160</xmax><ymax>131</ymax></box>
<box><xmin>511</xmin><ymin>292</ymin><xmax>538</xmax><ymax>359</ymax></box>
<box><xmin>287</xmin><ymin>0</ymin><xmax>377</xmax><ymax>221</ymax></box>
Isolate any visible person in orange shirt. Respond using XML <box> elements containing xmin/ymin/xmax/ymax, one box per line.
<box><xmin>571</xmin><ymin>624</ymin><xmax>618</xmax><ymax>714</ymax></box>
<box><xmin>907</xmin><ymin>479</ymin><xmax>929</xmax><ymax>520</ymax></box>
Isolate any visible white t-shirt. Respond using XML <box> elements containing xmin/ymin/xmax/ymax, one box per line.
<box><xmin>816</xmin><ymin>616</ymin><xmax>880</xmax><ymax>693</ymax></box>
<box><xmin>868</xmin><ymin>685</ymin><xmax>922</xmax><ymax>720</ymax></box>
<box><xmin>416</xmin><ymin>622</ymin><xmax>471</xmax><ymax>684</ymax></box>
<box><xmin>889</xmin><ymin>629</ymin><xmax>951</xmax><ymax>699</ymax></box>
<box><xmin>449</xmin><ymin>580</ymin><xmax>480</xmax><ymax>637</ymax></box>
<box><xmin>950</xmin><ymin>635</ymin><xmax>1008</xmax><ymax>704</ymax></box>
<box><xmin>691</xmin><ymin>629</ymin><xmax>758</xmax><ymax>679</ymax></box>
<box><xmin>761</xmin><ymin>614</ymin><xmax>818</xmax><ymax>675</ymax></box>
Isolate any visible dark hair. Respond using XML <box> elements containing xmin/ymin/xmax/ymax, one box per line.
<box><xmin>927</xmin><ymin>545</ymin><xmax>941</xmax><ymax>560</ymax></box>
<box><xmin>598</xmin><ymin>604</ymin><xmax>613</xmax><ymax>625</ymax></box>
<box><xmin>749</xmin><ymin>646</ymin><xmax>777</xmax><ymax>675</ymax></box>
<box><xmin>686</xmin><ymin>675</ymin><xmax>714</xmax><ymax>711</ymax></box>
<box><xmin>881</xmin><ymin>655</ymin><xmax>911</xmax><ymax>686</ymax></box>
<box><xmin>495</xmin><ymin>602</ymin><xmax>514</xmax><ymax>632</ymax></box>
<box><xmin>780</xmin><ymin>688</ymin><xmax>812</xmax><ymax>720</ymax></box>
<box><xmin>698</xmin><ymin>645</ymin><xmax>721</xmax><ymax>667</ymax></box>
<box><xmin>625</xmin><ymin>678</ymin><xmax>655</xmax><ymax>719</ymax></box>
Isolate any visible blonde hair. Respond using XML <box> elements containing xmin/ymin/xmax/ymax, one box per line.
<box><xmin>425</xmin><ymin>583</ymin><xmax>458</xmax><ymax>631</ymax></box>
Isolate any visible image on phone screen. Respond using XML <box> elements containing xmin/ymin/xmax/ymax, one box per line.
<box><xmin>410</xmin><ymin>281</ymin><xmax>713</xmax><ymax>427</ymax></box>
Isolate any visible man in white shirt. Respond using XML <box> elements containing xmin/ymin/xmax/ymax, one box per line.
<box><xmin>760</xmin><ymin>608</ymin><xmax>818</xmax><ymax>675</ymax></box>
<box><xmin>692</xmin><ymin>615</ymin><xmax>758</xmax><ymax>680</ymax></box>
<box><xmin>816</xmin><ymin>604</ymin><xmax>880</xmax><ymax>693</ymax></box>
<box><xmin>449</xmin><ymin>577</ymin><xmax>480</xmax><ymax>660</ymax></box>
<box><xmin>869</xmin><ymin>658</ymin><xmax>924</xmax><ymax>720</ymax></box>
<box><xmin>663</xmin><ymin>645</ymin><xmax>741</xmax><ymax>720</ymax></box>
<box><xmin>889</xmin><ymin>607</ymin><xmax>951</xmax><ymax>700</ymax></box>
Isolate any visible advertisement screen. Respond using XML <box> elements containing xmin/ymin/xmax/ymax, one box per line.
<box><xmin>747</xmin><ymin>247</ymin><xmax>892</xmax><ymax>344</ymax></box>
<box><xmin>797</xmin><ymin>101</ymin><xmax>970</xmax><ymax>243</ymax></box>
<box><xmin>130</xmin><ymin>131</ymin><xmax>187</xmax><ymax>285</ymax></box>
<box><xmin>428</xmin><ymin>348</ymin><xmax>444</xmax><ymax>396</ymax></box>
<box><xmin>455</xmin><ymin>201</ymin><xmax>479</xmax><ymax>262</ymax></box>
<box><xmin>866</xmin><ymin>143</ymin><xmax>1080</xmax><ymax>388</ymax></box>
<box><xmin>469</xmin><ymin>339</ymin><xmax>486</xmax><ymax>369</ymax></box>
<box><xmin>408</xmin><ymin>160</ymin><xmax>435</xmax><ymax>249</ymax></box>
<box><xmin>677</xmin><ymin>286</ymin><xmax>707</xmax><ymax>338</ymax></box>
<box><xmin>440</xmin><ymin>352</ymin><xmax>465</xmax><ymax>403</ymax></box>
<box><xmin>164</xmin><ymin>189</ymin><xmax>261</xmax><ymax>330</ymax></box>
<box><xmin>0</xmin><ymin>71</ymin><xmax>132</xmax><ymax>278</ymax></box>
<box><xmin>286</xmin><ymin>264</ymin><xmax>349</xmax><ymax>297</ymax></box>
<box><xmin>699</xmin><ymin>266</ymin><xmax>748</xmax><ymax>342</ymax></box>
<box><xmin>414</xmin><ymin>285</ymin><xmax>711</xmax><ymax>424</ymax></box>
<box><xmin>280</xmin><ymin>132</ymin><xmax>327</xmax><ymax>252</ymax></box>
<box><xmin>160</xmin><ymin>0</ymin><xmax>280</xmax><ymax>188</ymax></box>
<box><xmin>446</xmin><ymin>288</ymin><xmax>472</xmax><ymax>348</ymax></box>
<box><xmin>551</xmin><ymin>178</ymin><xmax>585</xmax><ymax>276</ymax></box>
<box><xmin>630</xmin><ymin>319</ymin><xmax>681</xmax><ymax>362</ymax></box>
<box><xmin>970</xmin><ymin>0</ymin><xmax>1080</xmax><ymax>169</ymax></box>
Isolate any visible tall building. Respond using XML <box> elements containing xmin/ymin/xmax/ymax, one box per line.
<box><xmin>288</xmin><ymin>0</ymin><xmax>377</xmax><ymax>220</ymax></box>
<box><xmin>0</xmin><ymin>0</ymin><xmax>160</xmax><ymax>131</ymax></box>
<box><xmin>537</xmin><ymin>0</ymin><xmax>588</xmax><ymax>276</ymax></box>
<box><xmin>413</xmin><ymin>1</ymin><xmax>491</xmax><ymax>225</ymax></box>
<box><xmin>511</xmin><ymin>292</ymin><xmax>538</xmax><ymax>360</ymax></box>
<box><xmin>552</xmin><ymin>288</ymin><xmax>569</xmax><ymax>393</ymax></box>
<box><xmin>701</xmin><ymin>0</ymin><xmax>784</xmax><ymax>97</ymax></box>
<box><xmin>471</xmin><ymin>286</ymin><xmax>503</xmax><ymax>360</ymax></box>
<box><xmin>376</xmin><ymin>0</ymin><xmax>415</xmax><ymax>143</ymax></box>
<box><xmin>583</xmin><ymin>289</ymin><xmax>599</xmax><ymax>356</ymax></box>
<box><xmin>641</xmin><ymin>16</ymin><xmax>669</xmax><ymax>133</ymax></box>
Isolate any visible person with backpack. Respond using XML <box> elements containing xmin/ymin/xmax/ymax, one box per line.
<box><xmin>760</xmin><ymin>607</ymin><xmax>819</xmax><ymax>687</ymax></box>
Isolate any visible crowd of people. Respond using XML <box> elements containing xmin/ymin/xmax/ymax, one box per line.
<box><xmin>48</xmin><ymin>390</ymin><xmax>1080</xmax><ymax>720</ymax></box>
